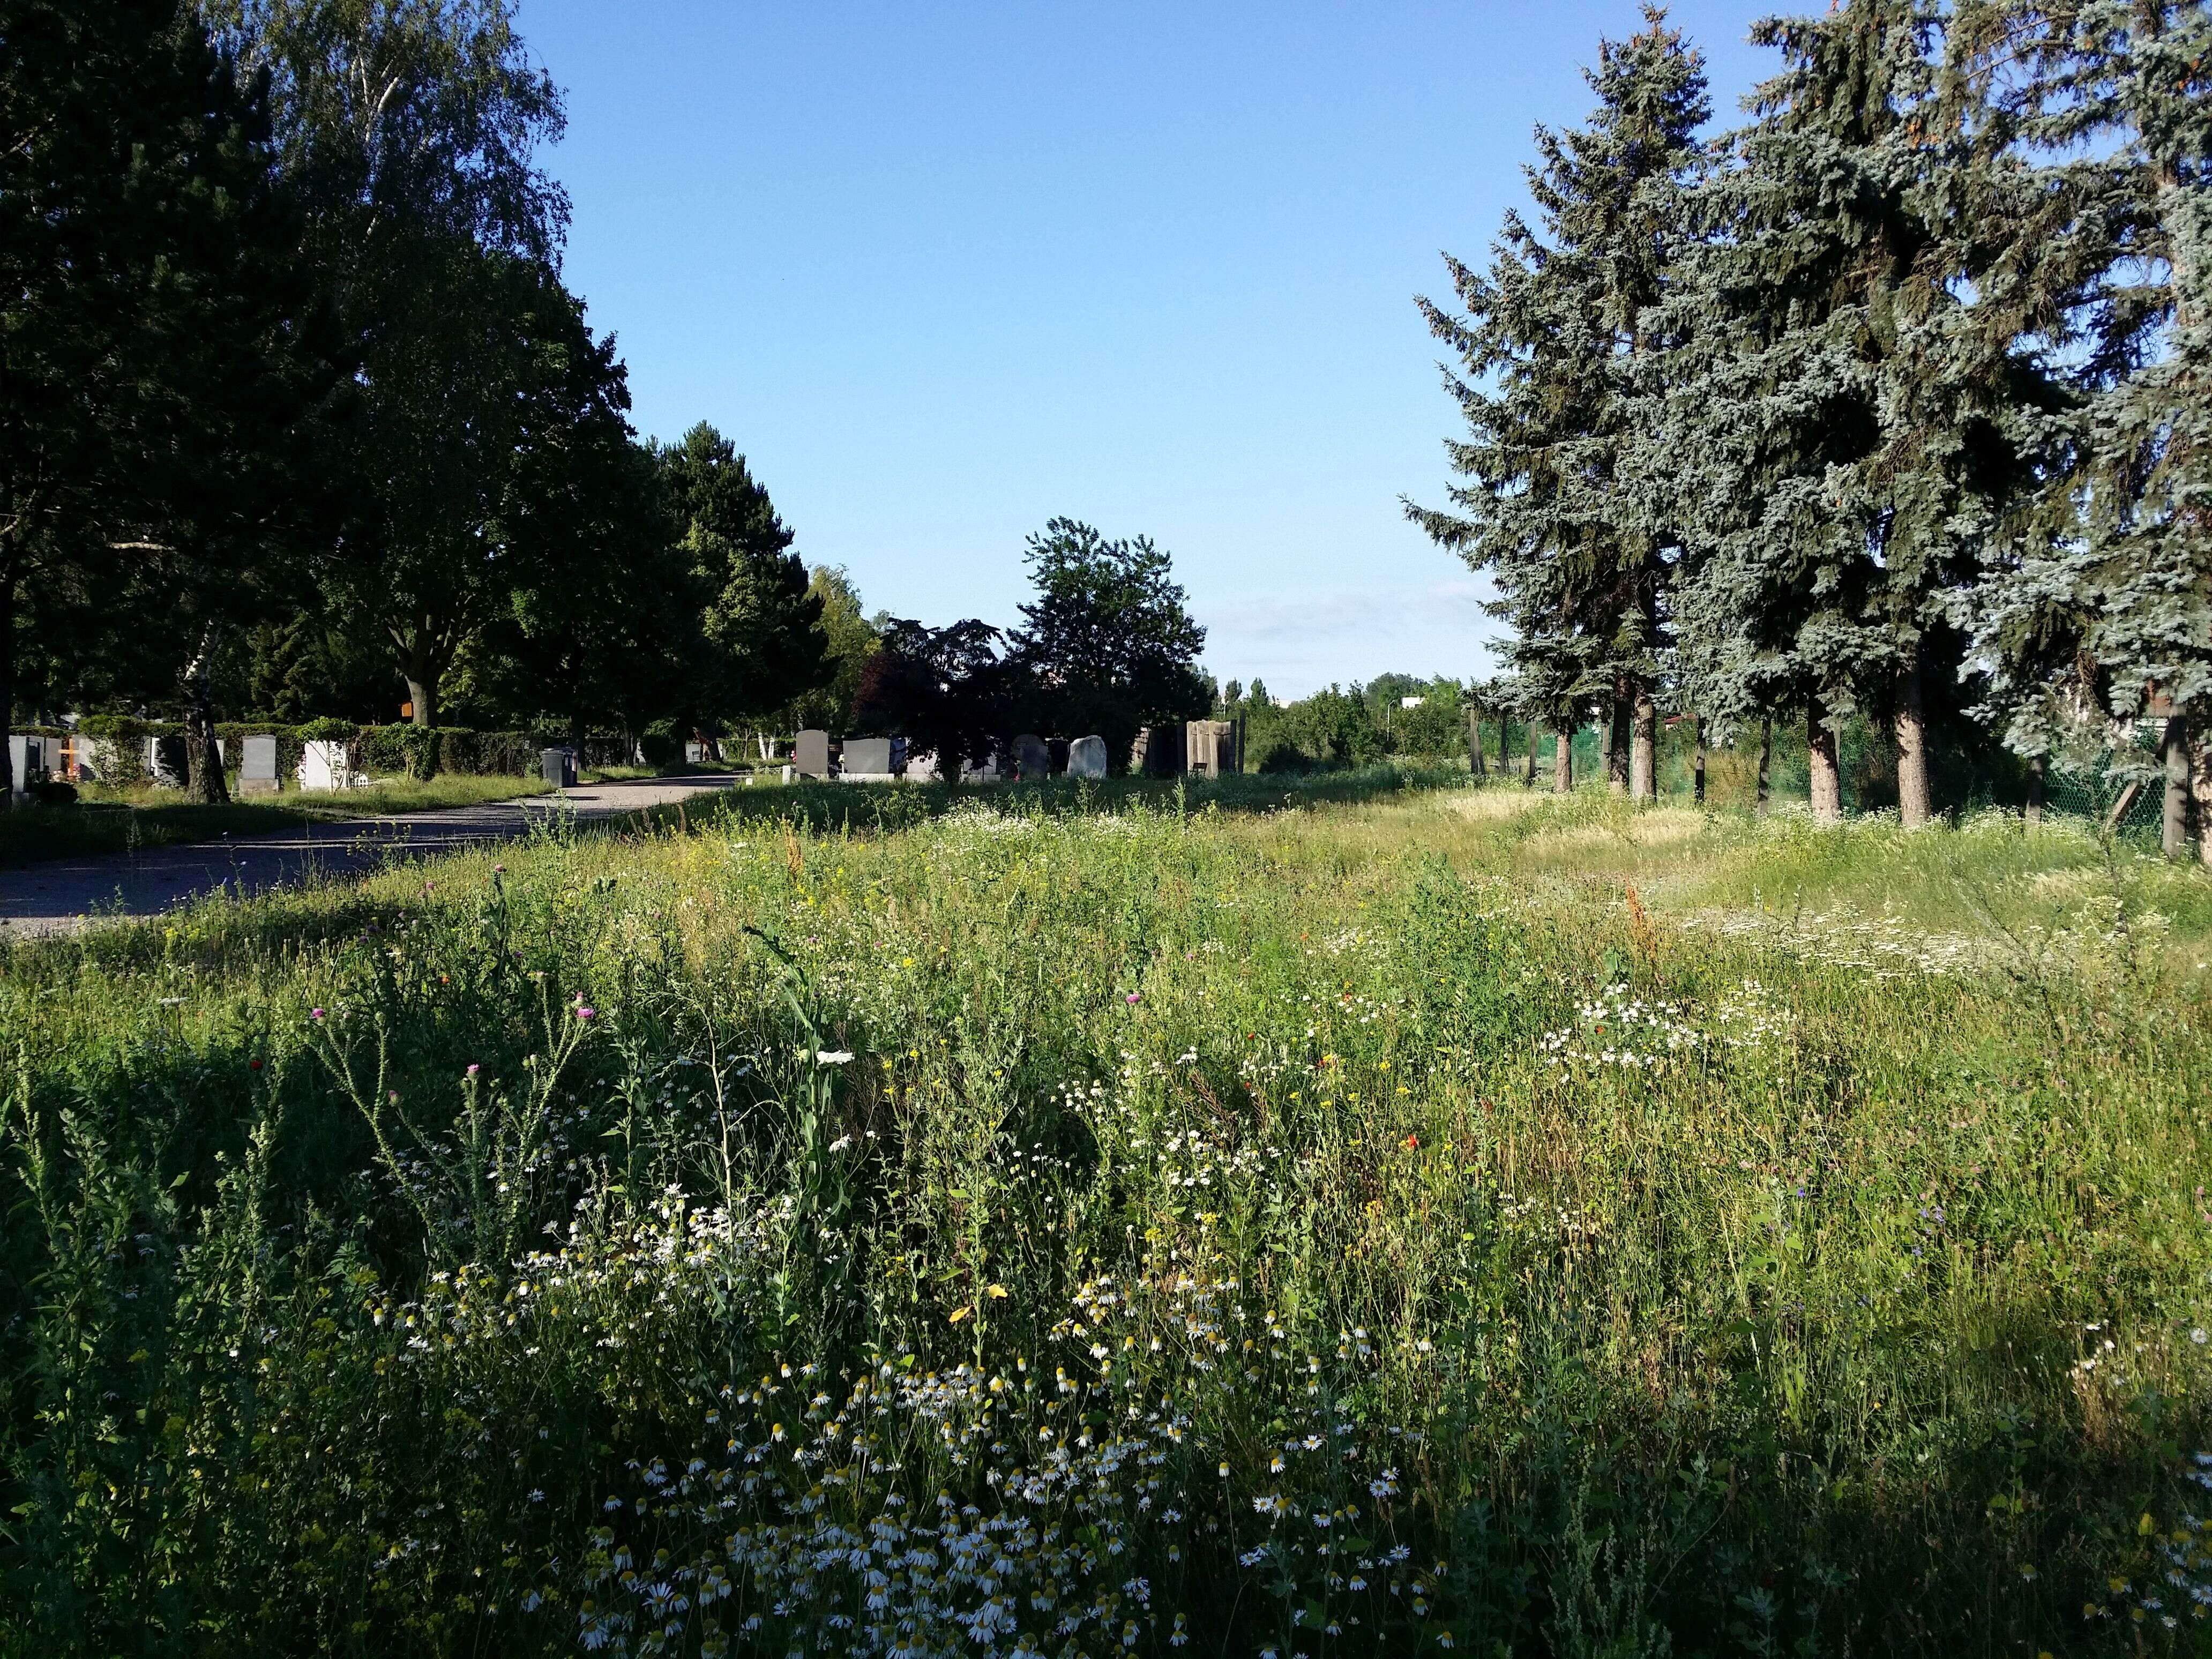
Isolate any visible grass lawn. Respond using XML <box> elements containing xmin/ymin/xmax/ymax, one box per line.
<box><xmin>0</xmin><ymin>773</ymin><xmax>552</xmax><ymax>868</ymax></box>
<box><xmin>4</xmin><ymin>770</ymin><xmax>2209</xmax><ymax>1655</ymax></box>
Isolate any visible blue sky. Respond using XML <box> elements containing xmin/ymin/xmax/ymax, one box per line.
<box><xmin>520</xmin><ymin>1</ymin><xmax>1778</xmax><ymax>697</ymax></box>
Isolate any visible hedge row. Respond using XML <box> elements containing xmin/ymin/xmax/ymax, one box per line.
<box><xmin>26</xmin><ymin>720</ymin><xmax>647</xmax><ymax>786</ymax></box>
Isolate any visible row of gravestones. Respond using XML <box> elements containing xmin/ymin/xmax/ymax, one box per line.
<box><xmin>788</xmin><ymin>721</ymin><xmax>1239</xmax><ymax>783</ymax></box>
<box><xmin>16</xmin><ymin>733</ymin><xmax>369</xmax><ymax>792</ymax></box>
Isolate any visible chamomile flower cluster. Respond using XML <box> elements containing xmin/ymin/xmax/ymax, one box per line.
<box><xmin>2083</xmin><ymin>1456</ymin><xmax>2212</xmax><ymax>1634</ymax></box>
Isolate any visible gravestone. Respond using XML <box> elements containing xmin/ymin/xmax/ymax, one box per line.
<box><xmin>1012</xmin><ymin>733</ymin><xmax>1049</xmax><ymax>780</ymax></box>
<box><xmin>1067</xmin><ymin>735</ymin><xmax>1108</xmax><ymax>779</ymax></box>
<box><xmin>297</xmin><ymin>740</ymin><xmax>364</xmax><ymax>791</ymax></box>
<box><xmin>239</xmin><ymin>734</ymin><xmax>280</xmax><ymax>794</ymax></box>
<box><xmin>794</xmin><ymin>728</ymin><xmax>831</xmax><ymax>778</ymax></box>
<box><xmin>541</xmin><ymin>748</ymin><xmax>578</xmax><ymax>789</ymax></box>
<box><xmin>961</xmin><ymin>754</ymin><xmax>998</xmax><ymax>782</ymax></box>
<box><xmin>61</xmin><ymin>734</ymin><xmax>105</xmax><ymax>782</ymax></box>
<box><xmin>1186</xmin><ymin>720</ymin><xmax>1239</xmax><ymax>779</ymax></box>
<box><xmin>147</xmin><ymin>735</ymin><xmax>189</xmax><ymax>787</ymax></box>
<box><xmin>1131</xmin><ymin>723</ymin><xmax>1187</xmax><ymax>777</ymax></box>
<box><xmin>841</xmin><ymin>736</ymin><xmax>894</xmax><ymax>779</ymax></box>
<box><xmin>905</xmin><ymin>749</ymin><xmax>940</xmax><ymax>783</ymax></box>
<box><xmin>6</xmin><ymin>735</ymin><xmax>35</xmax><ymax>797</ymax></box>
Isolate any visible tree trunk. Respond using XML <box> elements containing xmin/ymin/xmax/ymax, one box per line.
<box><xmin>2024</xmin><ymin>752</ymin><xmax>2045</xmax><ymax>826</ymax></box>
<box><xmin>1808</xmin><ymin>699</ymin><xmax>1842</xmax><ymax>824</ymax></box>
<box><xmin>2168</xmin><ymin>716</ymin><xmax>2203</xmax><ymax>862</ymax></box>
<box><xmin>1896</xmin><ymin>649</ymin><xmax>1932</xmax><ymax>827</ymax></box>
<box><xmin>403</xmin><ymin>670</ymin><xmax>437</xmax><ymax>730</ymax></box>
<box><xmin>1606</xmin><ymin>693</ymin><xmax>1630</xmax><ymax>794</ymax></box>
<box><xmin>182</xmin><ymin>625</ymin><xmax>230</xmax><ymax>806</ymax></box>
<box><xmin>1553</xmin><ymin>722</ymin><xmax>1573</xmax><ymax>793</ymax></box>
<box><xmin>2193</xmin><ymin>733</ymin><xmax>2212</xmax><ymax>866</ymax></box>
<box><xmin>2164</xmin><ymin>715</ymin><xmax>2192</xmax><ymax>859</ymax></box>
<box><xmin>0</xmin><ymin>569</ymin><xmax>14</xmax><ymax>810</ymax></box>
<box><xmin>1525</xmin><ymin>722</ymin><xmax>1537</xmax><ymax>787</ymax></box>
<box><xmin>392</xmin><ymin>623</ymin><xmax>447</xmax><ymax>731</ymax></box>
<box><xmin>1757</xmin><ymin>719</ymin><xmax>1772</xmax><ymax>814</ymax></box>
<box><xmin>1467</xmin><ymin>708</ymin><xmax>1486</xmax><ymax>780</ymax></box>
<box><xmin>1630</xmin><ymin>686</ymin><xmax>1656</xmax><ymax>803</ymax></box>
<box><xmin>1693</xmin><ymin>715</ymin><xmax>1707</xmax><ymax>806</ymax></box>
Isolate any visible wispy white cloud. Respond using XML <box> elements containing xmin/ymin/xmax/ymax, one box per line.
<box><xmin>1197</xmin><ymin>577</ymin><xmax>1499</xmax><ymax>696</ymax></box>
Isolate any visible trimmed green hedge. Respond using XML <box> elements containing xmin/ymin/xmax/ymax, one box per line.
<box><xmin>36</xmin><ymin>721</ymin><xmax>642</xmax><ymax>787</ymax></box>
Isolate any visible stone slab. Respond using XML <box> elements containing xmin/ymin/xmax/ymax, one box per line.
<box><xmin>794</xmin><ymin>729</ymin><xmax>831</xmax><ymax>778</ymax></box>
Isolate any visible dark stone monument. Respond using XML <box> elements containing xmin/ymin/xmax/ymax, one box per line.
<box><xmin>1012</xmin><ymin>733</ymin><xmax>1049</xmax><ymax>780</ymax></box>
<box><xmin>1130</xmin><ymin>724</ymin><xmax>1185</xmax><ymax>778</ymax></box>
<box><xmin>795</xmin><ymin>729</ymin><xmax>831</xmax><ymax>778</ymax></box>
<box><xmin>150</xmin><ymin>734</ymin><xmax>190</xmax><ymax>787</ymax></box>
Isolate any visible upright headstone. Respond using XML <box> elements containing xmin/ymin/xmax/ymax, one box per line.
<box><xmin>1012</xmin><ymin>733</ymin><xmax>1049</xmax><ymax>780</ymax></box>
<box><xmin>6</xmin><ymin>735</ymin><xmax>31</xmax><ymax>797</ymax></box>
<box><xmin>1130</xmin><ymin>724</ymin><xmax>1186</xmax><ymax>777</ymax></box>
<box><xmin>147</xmin><ymin>735</ymin><xmax>188</xmax><ymax>787</ymax></box>
<box><xmin>794</xmin><ymin>728</ymin><xmax>831</xmax><ymax>778</ymax></box>
<box><xmin>1186</xmin><ymin>720</ymin><xmax>1238</xmax><ymax>779</ymax></box>
<box><xmin>297</xmin><ymin>739</ymin><xmax>362</xmax><ymax>790</ymax></box>
<box><xmin>960</xmin><ymin>754</ymin><xmax>998</xmax><ymax>782</ymax></box>
<box><xmin>841</xmin><ymin>737</ymin><xmax>894</xmax><ymax>779</ymax></box>
<box><xmin>905</xmin><ymin>749</ymin><xmax>940</xmax><ymax>782</ymax></box>
<box><xmin>1067</xmin><ymin>735</ymin><xmax>1108</xmax><ymax>779</ymax></box>
<box><xmin>240</xmin><ymin>734</ymin><xmax>281</xmax><ymax>794</ymax></box>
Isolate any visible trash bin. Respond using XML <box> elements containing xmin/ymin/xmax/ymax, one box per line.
<box><xmin>541</xmin><ymin>748</ymin><xmax>577</xmax><ymax>789</ymax></box>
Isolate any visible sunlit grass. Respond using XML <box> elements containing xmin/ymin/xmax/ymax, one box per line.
<box><xmin>4</xmin><ymin>775</ymin><xmax>2208</xmax><ymax>1655</ymax></box>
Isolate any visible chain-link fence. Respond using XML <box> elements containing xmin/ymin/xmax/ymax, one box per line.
<box><xmin>2044</xmin><ymin>724</ymin><xmax>2168</xmax><ymax>835</ymax></box>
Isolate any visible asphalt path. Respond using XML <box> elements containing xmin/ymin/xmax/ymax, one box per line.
<box><xmin>0</xmin><ymin>774</ymin><xmax>742</xmax><ymax>940</ymax></box>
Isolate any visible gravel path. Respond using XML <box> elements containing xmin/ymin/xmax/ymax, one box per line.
<box><xmin>0</xmin><ymin>774</ymin><xmax>743</xmax><ymax>940</ymax></box>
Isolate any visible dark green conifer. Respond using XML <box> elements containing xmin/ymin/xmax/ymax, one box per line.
<box><xmin>1950</xmin><ymin>0</ymin><xmax>2210</xmax><ymax>854</ymax></box>
<box><xmin>1408</xmin><ymin>8</ymin><xmax>1710</xmax><ymax>804</ymax></box>
<box><xmin>1656</xmin><ymin>0</ymin><xmax>2056</xmax><ymax>823</ymax></box>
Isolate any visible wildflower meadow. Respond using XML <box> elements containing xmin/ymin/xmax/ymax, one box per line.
<box><xmin>6</xmin><ymin>772</ymin><xmax>2212</xmax><ymax>1656</ymax></box>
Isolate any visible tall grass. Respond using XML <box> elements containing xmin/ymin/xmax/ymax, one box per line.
<box><xmin>4</xmin><ymin>780</ymin><xmax>2209</xmax><ymax>1656</ymax></box>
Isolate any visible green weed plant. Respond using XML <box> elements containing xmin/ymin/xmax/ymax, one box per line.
<box><xmin>3</xmin><ymin>778</ymin><xmax>2210</xmax><ymax>1656</ymax></box>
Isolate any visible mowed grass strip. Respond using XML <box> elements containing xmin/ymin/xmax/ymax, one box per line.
<box><xmin>4</xmin><ymin>777</ymin><xmax>2208</xmax><ymax>1656</ymax></box>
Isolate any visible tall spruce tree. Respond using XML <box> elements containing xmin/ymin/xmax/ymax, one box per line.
<box><xmin>1658</xmin><ymin>0</ymin><xmax>2057</xmax><ymax>825</ymax></box>
<box><xmin>1408</xmin><ymin>7</ymin><xmax>1709</xmax><ymax>804</ymax></box>
<box><xmin>1949</xmin><ymin>0</ymin><xmax>2211</xmax><ymax>855</ymax></box>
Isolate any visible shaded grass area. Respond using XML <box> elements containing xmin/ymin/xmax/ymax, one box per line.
<box><xmin>4</xmin><ymin>780</ymin><xmax>2210</xmax><ymax>1656</ymax></box>
<box><xmin>0</xmin><ymin>774</ymin><xmax>553</xmax><ymax>868</ymax></box>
